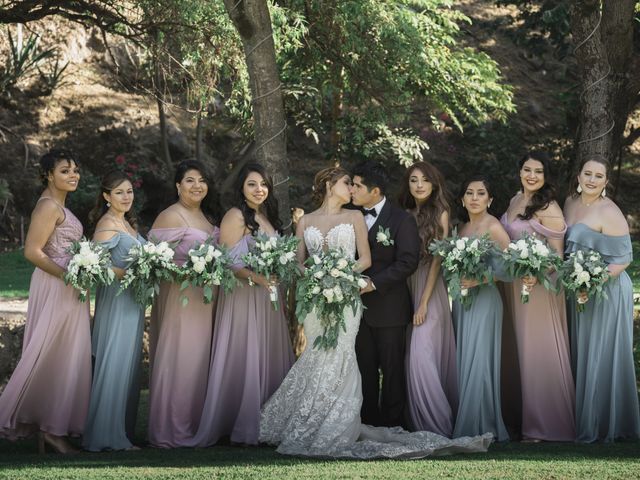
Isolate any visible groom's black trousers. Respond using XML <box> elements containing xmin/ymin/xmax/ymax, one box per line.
<box><xmin>355</xmin><ymin>322</ymin><xmax>407</xmax><ymax>428</ymax></box>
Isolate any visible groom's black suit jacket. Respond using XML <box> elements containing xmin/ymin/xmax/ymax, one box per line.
<box><xmin>361</xmin><ymin>200</ymin><xmax>420</xmax><ymax>328</ymax></box>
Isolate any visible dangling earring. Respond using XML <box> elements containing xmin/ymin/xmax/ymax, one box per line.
<box><xmin>576</xmin><ymin>184</ymin><xmax>583</xmax><ymax>194</ymax></box>
<box><xmin>488</xmin><ymin>201</ymin><xmax>493</xmax><ymax>208</ymax></box>
<box><xmin>461</xmin><ymin>201</ymin><xmax>465</xmax><ymax>208</ymax></box>
<box><xmin>601</xmin><ymin>188</ymin><xmax>606</xmax><ymax>198</ymax></box>
<box><xmin>106</xmin><ymin>202</ymin><xmax>111</xmax><ymax>208</ymax></box>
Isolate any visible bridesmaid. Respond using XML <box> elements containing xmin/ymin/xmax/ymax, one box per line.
<box><xmin>0</xmin><ymin>150</ymin><xmax>91</xmax><ymax>453</ymax></box>
<box><xmin>451</xmin><ymin>175</ymin><xmax>510</xmax><ymax>442</ymax></box>
<box><xmin>187</xmin><ymin>163</ymin><xmax>295</xmax><ymax>447</ymax></box>
<box><xmin>500</xmin><ymin>151</ymin><xmax>575</xmax><ymax>442</ymax></box>
<box><xmin>564</xmin><ymin>156</ymin><xmax>640</xmax><ymax>442</ymax></box>
<box><xmin>82</xmin><ymin>171</ymin><xmax>146</xmax><ymax>451</ymax></box>
<box><xmin>397</xmin><ymin>161</ymin><xmax>458</xmax><ymax>437</ymax></box>
<box><xmin>147</xmin><ymin>160</ymin><xmax>219</xmax><ymax>448</ymax></box>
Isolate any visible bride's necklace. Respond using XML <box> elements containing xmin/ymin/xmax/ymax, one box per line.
<box><xmin>580</xmin><ymin>194</ymin><xmax>601</xmax><ymax>207</ymax></box>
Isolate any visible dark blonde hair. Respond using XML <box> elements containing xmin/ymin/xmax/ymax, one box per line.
<box><xmin>398</xmin><ymin>161</ymin><xmax>450</xmax><ymax>262</ymax></box>
<box><xmin>312</xmin><ymin>166</ymin><xmax>350</xmax><ymax>205</ymax></box>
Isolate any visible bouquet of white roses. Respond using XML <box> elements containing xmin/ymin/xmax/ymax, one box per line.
<box><xmin>179</xmin><ymin>241</ymin><xmax>238</xmax><ymax>305</ymax></box>
<box><xmin>560</xmin><ymin>249</ymin><xmax>609</xmax><ymax>312</ymax></box>
<box><xmin>64</xmin><ymin>239</ymin><xmax>115</xmax><ymax>302</ymax></box>
<box><xmin>295</xmin><ymin>248</ymin><xmax>368</xmax><ymax>350</ymax></box>
<box><xmin>242</xmin><ymin>233</ymin><xmax>300</xmax><ymax>309</ymax></box>
<box><xmin>502</xmin><ymin>233</ymin><xmax>561</xmax><ymax>303</ymax></box>
<box><xmin>118</xmin><ymin>241</ymin><xmax>180</xmax><ymax>307</ymax></box>
<box><xmin>429</xmin><ymin>233</ymin><xmax>498</xmax><ymax>309</ymax></box>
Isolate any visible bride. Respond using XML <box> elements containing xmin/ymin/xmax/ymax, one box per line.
<box><xmin>259</xmin><ymin>167</ymin><xmax>492</xmax><ymax>459</ymax></box>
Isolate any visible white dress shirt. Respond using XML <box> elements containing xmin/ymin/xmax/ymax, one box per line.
<box><xmin>364</xmin><ymin>197</ymin><xmax>386</xmax><ymax>231</ymax></box>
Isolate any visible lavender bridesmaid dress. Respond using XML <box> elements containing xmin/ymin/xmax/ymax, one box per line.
<box><xmin>566</xmin><ymin>223</ymin><xmax>640</xmax><ymax>442</ymax></box>
<box><xmin>406</xmin><ymin>261</ymin><xmax>458</xmax><ymax>437</ymax></box>
<box><xmin>500</xmin><ymin>214</ymin><xmax>575</xmax><ymax>441</ymax></box>
<box><xmin>0</xmin><ymin>206</ymin><xmax>91</xmax><ymax>439</ymax></box>
<box><xmin>187</xmin><ymin>233</ymin><xmax>295</xmax><ymax>447</ymax></box>
<box><xmin>147</xmin><ymin>225</ymin><xmax>218</xmax><ymax>448</ymax></box>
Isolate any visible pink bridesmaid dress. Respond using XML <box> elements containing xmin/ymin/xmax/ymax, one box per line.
<box><xmin>405</xmin><ymin>261</ymin><xmax>458</xmax><ymax>437</ymax></box>
<box><xmin>0</xmin><ymin>206</ymin><xmax>91</xmax><ymax>439</ymax></box>
<box><xmin>500</xmin><ymin>213</ymin><xmax>575</xmax><ymax>441</ymax></box>
<box><xmin>147</xmin><ymin>224</ymin><xmax>219</xmax><ymax>448</ymax></box>
<box><xmin>186</xmin><ymin>233</ymin><xmax>294</xmax><ymax>447</ymax></box>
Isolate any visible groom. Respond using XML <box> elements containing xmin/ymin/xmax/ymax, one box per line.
<box><xmin>350</xmin><ymin>161</ymin><xmax>420</xmax><ymax>428</ymax></box>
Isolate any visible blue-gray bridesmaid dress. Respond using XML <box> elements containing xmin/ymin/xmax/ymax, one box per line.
<box><xmin>83</xmin><ymin>230</ymin><xmax>146</xmax><ymax>451</ymax></box>
<box><xmin>566</xmin><ymin>223</ymin><xmax>640</xmax><ymax>442</ymax></box>
<box><xmin>452</xmin><ymin>252</ymin><xmax>509</xmax><ymax>442</ymax></box>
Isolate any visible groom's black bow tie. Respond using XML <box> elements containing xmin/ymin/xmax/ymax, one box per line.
<box><xmin>362</xmin><ymin>208</ymin><xmax>378</xmax><ymax>218</ymax></box>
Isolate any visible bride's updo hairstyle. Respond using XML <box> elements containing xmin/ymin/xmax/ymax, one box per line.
<box><xmin>312</xmin><ymin>166</ymin><xmax>350</xmax><ymax>205</ymax></box>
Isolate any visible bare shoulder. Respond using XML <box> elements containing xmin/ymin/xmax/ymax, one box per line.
<box><xmin>220</xmin><ymin>207</ymin><xmax>245</xmax><ymax>228</ymax></box>
<box><xmin>600</xmin><ymin>200</ymin><xmax>629</xmax><ymax>236</ymax></box>
<box><xmin>536</xmin><ymin>200</ymin><xmax>563</xmax><ymax>218</ymax></box>
<box><xmin>563</xmin><ymin>195</ymin><xmax>578</xmax><ymax>215</ymax></box>
<box><xmin>152</xmin><ymin>205</ymin><xmax>184</xmax><ymax>229</ymax></box>
<box><xmin>347</xmin><ymin>209</ymin><xmax>365</xmax><ymax>223</ymax></box>
<box><xmin>32</xmin><ymin>197</ymin><xmax>63</xmax><ymax>220</ymax></box>
<box><xmin>487</xmin><ymin>215</ymin><xmax>510</xmax><ymax>248</ymax></box>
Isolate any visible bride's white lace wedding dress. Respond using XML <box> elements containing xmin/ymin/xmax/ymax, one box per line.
<box><xmin>259</xmin><ymin>223</ymin><xmax>492</xmax><ymax>459</ymax></box>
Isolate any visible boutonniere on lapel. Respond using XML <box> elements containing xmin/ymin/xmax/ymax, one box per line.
<box><xmin>376</xmin><ymin>226</ymin><xmax>394</xmax><ymax>246</ymax></box>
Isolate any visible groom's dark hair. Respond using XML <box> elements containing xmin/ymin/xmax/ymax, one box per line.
<box><xmin>352</xmin><ymin>161</ymin><xmax>389</xmax><ymax>196</ymax></box>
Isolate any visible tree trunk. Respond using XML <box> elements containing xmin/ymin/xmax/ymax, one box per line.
<box><xmin>570</xmin><ymin>0</ymin><xmax>637</xmax><ymax>198</ymax></box>
<box><xmin>222</xmin><ymin>0</ymin><xmax>290</xmax><ymax>230</ymax></box>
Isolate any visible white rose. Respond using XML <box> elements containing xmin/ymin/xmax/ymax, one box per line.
<box><xmin>577</xmin><ymin>270</ymin><xmax>591</xmax><ymax>285</ymax></box>
<box><xmin>193</xmin><ymin>260</ymin><xmax>206</xmax><ymax>273</ymax></box>
<box><xmin>205</xmin><ymin>254</ymin><xmax>213</xmax><ymax>263</ymax></box>
<box><xmin>346</xmin><ymin>274</ymin><xmax>354</xmax><ymax>282</ymax></box>
<box><xmin>314</xmin><ymin>270</ymin><xmax>325</xmax><ymax>279</ymax></box>
<box><xmin>469</xmin><ymin>239</ymin><xmax>479</xmax><ymax>251</ymax></box>
<box><xmin>323</xmin><ymin>288</ymin><xmax>335</xmax><ymax>302</ymax></box>
<box><xmin>311</xmin><ymin>286</ymin><xmax>321</xmax><ymax>294</ymax></box>
<box><xmin>508</xmin><ymin>242</ymin><xmax>516</xmax><ymax>250</ymax></box>
<box><xmin>333</xmin><ymin>285</ymin><xmax>342</xmax><ymax>296</ymax></box>
<box><xmin>516</xmin><ymin>239</ymin><xmax>527</xmax><ymax>250</ymax></box>
<box><xmin>589</xmin><ymin>255</ymin><xmax>598</xmax><ymax>262</ymax></box>
<box><xmin>212</xmin><ymin>249</ymin><xmax>223</xmax><ymax>259</ymax></box>
<box><xmin>190</xmin><ymin>255</ymin><xmax>199</xmax><ymax>264</ymax></box>
<box><xmin>574</xmin><ymin>262</ymin><xmax>583</xmax><ymax>273</ymax></box>
<box><xmin>270</xmin><ymin>237</ymin><xmax>278</xmax><ymax>247</ymax></box>
<box><xmin>519</xmin><ymin>249</ymin><xmax>529</xmax><ymax>259</ymax></box>
<box><xmin>455</xmin><ymin>239</ymin><xmax>466</xmax><ymax>251</ymax></box>
<box><xmin>533</xmin><ymin>243</ymin><xmax>549</xmax><ymax>257</ymax></box>
<box><xmin>337</xmin><ymin>258</ymin><xmax>348</xmax><ymax>270</ymax></box>
<box><xmin>145</xmin><ymin>244</ymin><xmax>157</xmax><ymax>254</ymax></box>
<box><xmin>357</xmin><ymin>278</ymin><xmax>368</xmax><ymax>288</ymax></box>
<box><xmin>330</xmin><ymin>268</ymin><xmax>341</xmax><ymax>278</ymax></box>
<box><xmin>593</xmin><ymin>266</ymin><xmax>602</xmax><ymax>275</ymax></box>
<box><xmin>279</xmin><ymin>254</ymin><xmax>289</xmax><ymax>265</ymax></box>
<box><xmin>376</xmin><ymin>232</ymin><xmax>388</xmax><ymax>243</ymax></box>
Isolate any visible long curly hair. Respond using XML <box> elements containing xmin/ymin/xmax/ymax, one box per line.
<box><xmin>88</xmin><ymin>170</ymin><xmax>138</xmax><ymax>234</ymax></box>
<box><xmin>312</xmin><ymin>166</ymin><xmax>350</xmax><ymax>206</ymax></box>
<box><xmin>398</xmin><ymin>161</ymin><xmax>450</xmax><ymax>262</ymax></box>
<box><xmin>232</xmin><ymin>163</ymin><xmax>282</xmax><ymax>235</ymax></box>
<box><xmin>518</xmin><ymin>151</ymin><xmax>557</xmax><ymax>220</ymax></box>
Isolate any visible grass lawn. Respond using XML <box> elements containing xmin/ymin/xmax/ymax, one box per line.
<box><xmin>0</xmin><ymin>249</ymin><xmax>33</xmax><ymax>298</ymax></box>
<box><xmin>1</xmin><ymin>391</ymin><xmax>639</xmax><ymax>479</ymax></box>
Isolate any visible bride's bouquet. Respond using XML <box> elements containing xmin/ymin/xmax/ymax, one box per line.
<box><xmin>560</xmin><ymin>249</ymin><xmax>609</xmax><ymax>312</ymax></box>
<box><xmin>295</xmin><ymin>248</ymin><xmax>368</xmax><ymax>350</ymax></box>
<box><xmin>242</xmin><ymin>233</ymin><xmax>300</xmax><ymax>309</ymax></box>
<box><xmin>118</xmin><ymin>241</ymin><xmax>180</xmax><ymax>307</ymax></box>
<box><xmin>502</xmin><ymin>233</ymin><xmax>561</xmax><ymax>303</ymax></box>
<box><xmin>179</xmin><ymin>241</ymin><xmax>238</xmax><ymax>305</ymax></box>
<box><xmin>64</xmin><ymin>239</ymin><xmax>115</xmax><ymax>302</ymax></box>
<box><xmin>429</xmin><ymin>233</ymin><xmax>497</xmax><ymax>309</ymax></box>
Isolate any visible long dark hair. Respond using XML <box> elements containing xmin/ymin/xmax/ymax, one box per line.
<box><xmin>518</xmin><ymin>151</ymin><xmax>557</xmax><ymax>221</ymax></box>
<box><xmin>458</xmin><ymin>174</ymin><xmax>495</xmax><ymax>223</ymax></box>
<box><xmin>174</xmin><ymin>159</ymin><xmax>217</xmax><ymax>223</ymax></box>
<box><xmin>398</xmin><ymin>161</ymin><xmax>450</xmax><ymax>262</ymax></box>
<box><xmin>88</xmin><ymin>170</ymin><xmax>138</xmax><ymax>232</ymax></box>
<box><xmin>39</xmin><ymin>149</ymin><xmax>78</xmax><ymax>188</ymax></box>
<box><xmin>233</xmin><ymin>163</ymin><xmax>282</xmax><ymax>235</ymax></box>
<box><xmin>569</xmin><ymin>155</ymin><xmax>611</xmax><ymax>198</ymax></box>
